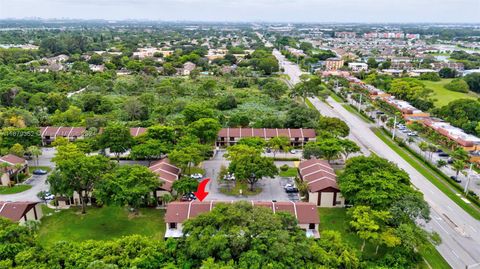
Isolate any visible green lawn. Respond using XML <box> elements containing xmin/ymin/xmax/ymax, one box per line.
<box><xmin>318</xmin><ymin>207</ymin><xmax>450</xmax><ymax>269</ymax></box>
<box><xmin>38</xmin><ymin>206</ymin><xmax>165</xmax><ymax>245</ymax></box>
<box><xmin>422</xmin><ymin>79</ymin><xmax>478</xmax><ymax>107</ymax></box>
<box><xmin>0</xmin><ymin>184</ymin><xmax>32</xmax><ymax>194</ymax></box>
<box><xmin>279</xmin><ymin>167</ymin><xmax>298</xmax><ymax>177</ymax></box>
<box><xmin>373</xmin><ymin>128</ymin><xmax>480</xmax><ymax>220</ymax></box>
<box><xmin>219</xmin><ymin>181</ymin><xmax>262</xmax><ymax>196</ymax></box>
<box><xmin>318</xmin><ymin>208</ymin><xmax>377</xmax><ymax>256</ymax></box>
<box><xmin>30</xmin><ymin>166</ymin><xmax>53</xmax><ymax>173</ymax></box>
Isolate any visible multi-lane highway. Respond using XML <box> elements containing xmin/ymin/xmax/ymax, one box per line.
<box><xmin>272</xmin><ymin>48</ymin><xmax>480</xmax><ymax>269</ymax></box>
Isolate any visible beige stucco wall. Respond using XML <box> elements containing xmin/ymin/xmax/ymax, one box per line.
<box><xmin>320</xmin><ymin>192</ymin><xmax>335</xmax><ymax>207</ymax></box>
<box><xmin>309</xmin><ymin>191</ymin><xmax>345</xmax><ymax>208</ymax></box>
<box><xmin>308</xmin><ymin>192</ymin><xmax>318</xmax><ymax>205</ymax></box>
<box><xmin>1</xmin><ymin>173</ymin><xmax>11</xmax><ymax>186</ymax></box>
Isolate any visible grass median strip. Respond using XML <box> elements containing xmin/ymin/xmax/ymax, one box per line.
<box><xmin>373</xmin><ymin>128</ymin><xmax>480</xmax><ymax>220</ymax></box>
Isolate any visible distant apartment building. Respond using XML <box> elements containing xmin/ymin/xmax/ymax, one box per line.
<box><xmin>431</xmin><ymin>62</ymin><xmax>465</xmax><ymax>71</ymax></box>
<box><xmin>325</xmin><ymin>58</ymin><xmax>344</xmax><ymax>71</ymax></box>
<box><xmin>348</xmin><ymin>62</ymin><xmax>368</xmax><ymax>72</ymax></box>
<box><xmin>334</xmin><ymin>32</ymin><xmax>356</xmax><ymax>39</ymax></box>
<box><xmin>216</xmin><ymin>128</ymin><xmax>316</xmax><ymax>147</ymax></box>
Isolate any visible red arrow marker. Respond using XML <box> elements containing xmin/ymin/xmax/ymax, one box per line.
<box><xmin>194</xmin><ymin>178</ymin><xmax>210</xmax><ymax>202</ymax></box>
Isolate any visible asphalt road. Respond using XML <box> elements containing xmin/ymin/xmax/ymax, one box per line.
<box><xmin>273</xmin><ymin>49</ymin><xmax>480</xmax><ymax>269</ymax></box>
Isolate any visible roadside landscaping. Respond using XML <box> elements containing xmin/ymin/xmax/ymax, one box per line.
<box><xmin>373</xmin><ymin>128</ymin><xmax>480</xmax><ymax>220</ymax></box>
<box><xmin>318</xmin><ymin>208</ymin><xmax>450</xmax><ymax>269</ymax></box>
<box><xmin>0</xmin><ymin>184</ymin><xmax>32</xmax><ymax>194</ymax></box>
<box><xmin>219</xmin><ymin>181</ymin><xmax>262</xmax><ymax>196</ymax></box>
<box><xmin>38</xmin><ymin>206</ymin><xmax>165</xmax><ymax>245</ymax></box>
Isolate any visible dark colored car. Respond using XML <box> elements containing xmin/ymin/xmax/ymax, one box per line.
<box><xmin>450</xmin><ymin>176</ymin><xmax>461</xmax><ymax>183</ymax></box>
<box><xmin>180</xmin><ymin>193</ymin><xmax>197</xmax><ymax>201</ymax></box>
<box><xmin>33</xmin><ymin>169</ymin><xmax>48</xmax><ymax>175</ymax></box>
<box><xmin>438</xmin><ymin>153</ymin><xmax>449</xmax><ymax>158</ymax></box>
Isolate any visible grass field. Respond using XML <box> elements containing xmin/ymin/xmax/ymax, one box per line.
<box><xmin>219</xmin><ymin>181</ymin><xmax>262</xmax><ymax>196</ymax></box>
<box><xmin>38</xmin><ymin>206</ymin><xmax>165</xmax><ymax>245</ymax></box>
<box><xmin>422</xmin><ymin>79</ymin><xmax>478</xmax><ymax>107</ymax></box>
<box><xmin>0</xmin><ymin>184</ymin><xmax>32</xmax><ymax>194</ymax></box>
<box><xmin>279</xmin><ymin>167</ymin><xmax>298</xmax><ymax>177</ymax></box>
<box><xmin>318</xmin><ymin>207</ymin><xmax>450</xmax><ymax>269</ymax></box>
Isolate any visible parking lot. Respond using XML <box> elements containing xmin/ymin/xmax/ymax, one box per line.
<box><xmin>202</xmin><ymin>150</ymin><xmax>300</xmax><ymax>202</ymax></box>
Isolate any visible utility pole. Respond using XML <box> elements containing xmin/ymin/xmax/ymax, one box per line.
<box><xmin>357</xmin><ymin>94</ymin><xmax>363</xmax><ymax>112</ymax></box>
<box><xmin>392</xmin><ymin>116</ymin><xmax>397</xmax><ymax>140</ymax></box>
<box><xmin>464</xmin><ymin>162</ymin><xmax>474</xmax><ymax>195</ymax></box>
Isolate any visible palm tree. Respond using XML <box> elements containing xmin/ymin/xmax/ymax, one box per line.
<box><xmin>28</xmin><ymin>146</ymin><xmax>42</xmax><ymax>167</ymax></box>
<box><xmin>13</xmin><ymin>163</ymin><xmax>24</xmax><ymax>183</ymax></box>
<box><xmin>452</xmin><ymin>160</ymin><xmax>466</xmax><ymax>177</ymax></box>
<box><xmin>418</xmin><ymin>142</ymin><xmax>429</xmax><ymax>160</ymax></box>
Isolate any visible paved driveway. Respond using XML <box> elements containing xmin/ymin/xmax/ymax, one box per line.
<box><xmin>202</xmin><ymin>150</ymin><xmax>299</xmax><ymax>202</ymax></box>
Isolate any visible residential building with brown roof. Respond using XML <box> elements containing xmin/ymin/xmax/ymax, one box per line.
<box><xmin>149</xmin><ymin>159</ymin><xmax>181</xmax><ymax>204</ymax></box>
<box><xmin>0</xmin><ymin>154</ymin><xmax>29</xmax><ymax>186</ymax></box>
<box><xmin>298</xmin><ymin>159</ymin><xmax>345</xmax><ymax>207</ymax></box>
<box><xmin>217</xmin><ymin>128</ymin><xmax>316</xmax><ymax>147</ymax></box>
<box><xmin>164</xmin><ymin>201</ymin><xmax>320</xmax><ymax>238</ymax></box>
<box><xmin>0</xmin><ymin>201</ymin><xmax>42</xmax><ymax>223</ymax></box>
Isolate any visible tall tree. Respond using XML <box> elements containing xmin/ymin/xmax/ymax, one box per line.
<box><xmin>98</xmin><ymin>123</ymin><xmax>133</xmax><ymax>162</ymax></box>
<box><xmin>267</xmin><ymin>136</ymin><xmax>290</xmax><ymax>157</ymax></box>
<box><xmin>228</xmin><ymin>153</ymin><xmax>278</xmax><ymax>191</ymax></box>
<box><xmin>94</xmin><ymin>165</ymin><xmax>159</xmax><ymax>214</ymax></box>
<box><xmin>49</xmin><ymin>145</ymin><xmax>114</xmax><ymax>214</ymax></box>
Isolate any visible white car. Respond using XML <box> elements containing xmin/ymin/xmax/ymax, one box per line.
<box><xmin>289</xmin><ymin>149</ymin><xmax>297</xmax><ymax>154</ymax></box>
<box><xmin>189</xmin><ymin>173</ymin><xmax>203</xmax><ymax>180</ymax></box>
<box><xmin>223</xmin><ymin>173</ymin><xmax>236</xmax><ymax>181</ymax></box>
<box><xmin>44</xmin><ymin>192</ymin><xmax>55</xmax><ymax>200</ymax></box>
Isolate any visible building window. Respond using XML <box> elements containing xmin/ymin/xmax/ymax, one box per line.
<box><xmin>309</xmin><ymin>223</ymin><xmax>315</xmax><ymax>229</ymax></box>
<box><xmin>169</xmin><ymin>223</ymin><xmax>177</xmax><ymax>229</ymax></box>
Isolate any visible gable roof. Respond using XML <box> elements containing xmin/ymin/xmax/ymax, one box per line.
<box><xmin>165</xmin><ymin>201</ymin><xmax>320</xmax><ymax>224</ymax></box>
<box><xmin>0</xmin><ymin>154</ymin><xmax>26</xmax><ymax>165</ymax></box>
<box><xmin>149</xmin><ymin>158</ymin><xmax>181</xmax><ymax>191</ymax></box>
<box><xmin>298</xmin><ymin>159</ymin><xmax>339</xmax><ymax>192</ymax></box>
<box><xmin>0</xmin><ymin>201</ymin><xmax>37</xmax><ymax>222</ymax></box>
<box><xmin>217</xmin><ymin>128</ymin><xmax>316</xmax><ymax>139</ymax></box>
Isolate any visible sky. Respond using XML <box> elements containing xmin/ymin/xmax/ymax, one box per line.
<box><xmin>0</xmin><ymin>0</ymin><xmax>479</xmax><ymax>23</ymax></box>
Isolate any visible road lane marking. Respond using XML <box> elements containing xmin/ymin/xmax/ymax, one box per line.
<box><xmin>451</xmin><ymin>250</ymin><xmax>459</xmax><ymax>259</ymax></box>
<box><xmin>433</xmin><ymin>219</ymin><xmax>450</xmax><ymax>235</ymax></box>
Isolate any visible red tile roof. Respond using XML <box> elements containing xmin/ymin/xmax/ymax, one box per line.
<box><xmin>217</xmin><ymin>128</ymin><xmax>316</xmax><ymax>139</ymax></box>
<box><xmin>40</xmin><ymin>126</ymin><xmax>86</xmax><ymax>138</ymax></box>
<box><xmin>299</xmin><ymin>159</ymin><xmax>339</xmax><ymax>192</ymax></box>
<box><xmin>149</xmin><ymin>159</ymin><xmax>181</xmax><ymax>191</ymax></box>
<box><xmin>165</xmin><ymin>201</ymin><xmax>320</xmax><ymax>224</ymax></box>
<box><xmin>0</xmin><ymin>201</ymin><xmax>37</xmax><ymax>222</ymax></box>
<box><xmin>0</xmin><ymin>154</ymin><xmax>26</xmax><ymax>165</ymax></box>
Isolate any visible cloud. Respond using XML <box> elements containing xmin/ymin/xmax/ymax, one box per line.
<box><xmin>0</xmin><ymin>0</ymin><xmax>478</xmax><ymax>22</ymax></box>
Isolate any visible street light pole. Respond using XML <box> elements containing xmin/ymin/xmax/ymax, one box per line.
<box><xmin>464</xmin><ymin>162</ymin><xmax>473</xmax><ymax>195</ymax></box>
<box><xmin>392</xmin><ymin>116</ymin><xmax>397</xmax><ymax>140</ymax></box>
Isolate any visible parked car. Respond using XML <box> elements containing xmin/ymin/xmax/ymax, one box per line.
<box><xmin>289</xmin><ymin>149</ymin><xmax>297</xmax><ymax>154</ymax></box>
<box><xmin>180</xmin><ymin>193</ymin><xmax>197</xmax><ymax>201</ymax></box>
<box><xmin>436</xmin><ymin>149</ymin><xmax>444</xmax><ymax>153</ymax></box>
<box><xmin>438</xmin><ymin>152</ymin><xmax>449</xmax><ymax>158</ymax></box>
<box><xmin>223</xmin><ymin>173</ymin><xmax>235</xmax><ymax>181</ymax></box>
<box><xmin>265</xmin><ymin>148</ymin><xmax>272</xmax><ymax>153</ymax></box>
<box><xmin>407</xmin><ymin>132</ymin><xmax>417</xmax><ymax>137</ymax></box>
<box><xmin>44</xmin><ymin>192</ymin><xmax>55</xmax><ymax>200</ymax></box>
<box><xmin>447</xmin><ymin>158</ymin><xmax>454</xmax><ymax>164</ymax></box>
<box><xmin>450</xmin><ymin>176</ymin><xmax>461</xmax><ymax>183</ymax></box>
<box><xmin>33</xmin><ymin>169</ymin><xmax>48</xmax><ymax>175</ymax></box>
<box><xmin>189</xmin><ymin>173</ymin><xmax>203</xmax><ymax>180</ymax></box>
<box><xmin>284</xmin><ymin>184</ymin><xmax>299</xmax><ymax>193</ymax></box>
